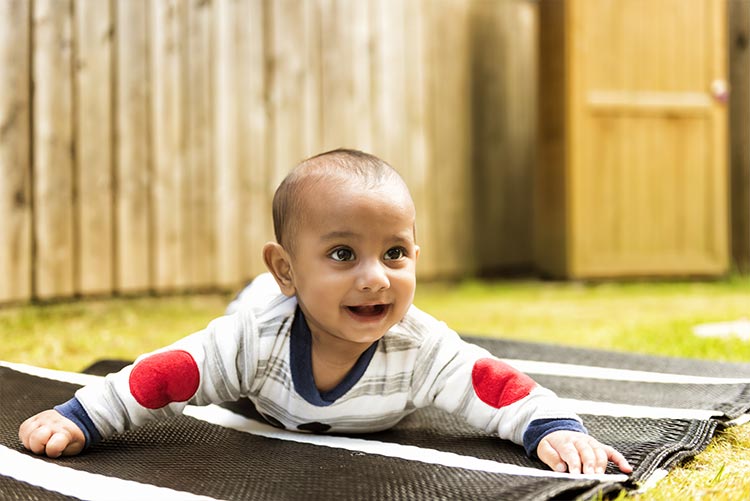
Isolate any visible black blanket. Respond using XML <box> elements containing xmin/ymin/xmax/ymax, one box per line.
<box><xmin>2</xmin><ymin>336</ymin><xmax>749</xmax><ymax>501</ymax></box>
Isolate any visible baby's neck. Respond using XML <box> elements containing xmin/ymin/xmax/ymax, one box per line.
<box><xmin>309</xmin><ymin>333</ymin><xmax>373</xmax><ymax>393</ymax></box>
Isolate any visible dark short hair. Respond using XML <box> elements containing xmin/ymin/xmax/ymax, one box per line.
<box><xmin>271</xmin><ymin>148</ymin><xmax>405</xmax><ymax>251</ymax></box>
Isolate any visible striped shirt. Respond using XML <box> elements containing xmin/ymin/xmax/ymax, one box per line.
<box><xmin>60</xmin><ymin>273</ymin><xmax>585</xmax><ymax>455</ymax></box>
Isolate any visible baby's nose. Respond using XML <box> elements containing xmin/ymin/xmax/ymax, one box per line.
<box><xmin>357</xmin><ymin>260</ymin><xmax>390</xmax><ymax>291</ymax></box>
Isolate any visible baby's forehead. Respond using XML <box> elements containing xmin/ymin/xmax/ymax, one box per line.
<box><xmin>296</xmin><ymin>167</ymin><xmax>410</xmax><ymax>203</ymax></box>
<box><xmin>289</xmin><ymin>173</ymin><xmax>414</xmax><ymax>238</ymax></box>
<box><xmin>278</xmin><ymin>156</ymin><xmax>415</xmax><ymax>248</ymax></box>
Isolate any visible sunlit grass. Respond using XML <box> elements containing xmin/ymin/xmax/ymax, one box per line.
<box><xmin>628</xmin><ymin>423</ymin><xmax>750</xmax><ymax>501</ymax></box>
<box><xmin>1</xmin><ymin>276</ymin><xmax>749</xmax><ymax>499</ymax></box>
<box><xmin>414</xmin><ymin>276</ymin><xmax>750</xmax><ymax>362</ymax></box>
<box><xmin>0</xmin><ymin>294</ymin><xmax>231</xmax><ymax>372</ymax></box>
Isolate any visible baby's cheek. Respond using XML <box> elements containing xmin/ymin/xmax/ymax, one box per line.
<box><xmin>471</xmin><ymin>357</ymin><xmax>536</xmax><ymax>408</ymax></box>
<box><xmin>128</xmin><ymin>350</ymin><xmax>200</xmax><ymax>409</ymax></box>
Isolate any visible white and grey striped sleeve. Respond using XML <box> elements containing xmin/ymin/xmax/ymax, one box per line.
<box><xmin>408</xmin><ymin>311</ymin><xmax>581</xmax><ymax>446</ymax></box>
<box><xmin>74</xmin><ymin>309</ymin><xmax>261</xmax><ymax>439</ymax></box>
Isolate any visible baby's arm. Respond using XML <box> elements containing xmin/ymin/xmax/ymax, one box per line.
<box><xmin>18</xmin><ymin>310</ymin><xmax>258</xmax><ymax>458</ymax></box>
<box><xmin>537</xmin><ymin>430</ymin><xmax>632</xmax><ymax>474</ymax></box>
<box><xmin>19</xmin><ymin>409</ymin><xmax>85</xmax><ymax>458</ymax></box>
<box><xmin>410</xmin><ymin>318</ymin><xmax>632</xmax><ymax>475</ymax></box>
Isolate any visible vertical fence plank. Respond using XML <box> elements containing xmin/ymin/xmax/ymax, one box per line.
<box><xmin>115</xmin><ymin>0</ymin><xmax>151</xmax><ymax>293</ymax></box>
<box><xmin>470</xmin><ymin>0</ymin><xmax>537</xmax><ymax>273</ymax></box>
<box><xmin>33</xmin><ymin>0</ymin><xmax>75</xmax><ymax>299</ymax></box>
<box><xmin>151</xmin><ymin>0</ymin><xmax>186</xmax><ymax>291</ymax></box>
<box><xmin>238</xmin><ymin>0</ymin><xmax>269</xmax><ymax>280</ymax></box>
<box><xmin>267</xmin><ymin>0</ymin><xmax>320</xmax><ymax>190</ymax></box>
<box><xmin>74</xmin><ymin>0</ymin><xmax>114</xmax><ymax>295</ymax></box>
<box><xmin>214</xmin><ymin>0</ymin><xmax>241</xmax><ymax>287</ymax></box>
<box><xmin>319</xmin><ymin>0</ymin><xmax>372</xmax><ymax>151</ymax></box>
<box><xmin>0</xmin><ymin>0</ymin><xmax>32</xmax><ymax>303</ymax></box>
<box><xmin>425</xmin><ymin>0</ymin><xmax>473</xmax><ymax>278</ymax></box>
<box><xmin>185</xmin><ymin>0</ymin><xmax>214</xmax><ymax>288</ymax></box>
<box><xmin>370</xmin><ymin>0</ymin><xmax>406</xmax><ymax>170</ymax></box>
<box><xmin>215</xmin><ymin>0</ymin><xmax>268</xmax><ymax>288</ymax></box>
<box><xmin>403</xmin><ymin>0</ymin><xmax>435</xmax><ymax>278</ymax></box>
<box><xmin>730</xmin><ymin>0</ymin><xmax>750</xmax><ymax>272</ymax></box>
<box><xmin>535</xmin><ymin>0</ymin><xmax>567</xmax><ymax>276</ymax></box>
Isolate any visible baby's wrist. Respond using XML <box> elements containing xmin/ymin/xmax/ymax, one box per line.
<box><xmin>523</xmin><ymin>418</ymin><xmax>587</xmax><ymax>457</ymax></box>
<box><xmin>54</xmin><ymin>397</ymin><xmax>101</xmax><ymax>448</ymax></box>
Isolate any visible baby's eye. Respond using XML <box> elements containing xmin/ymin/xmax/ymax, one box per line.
<box><xmin>383</xmin><ymin>247</ymin><xmax>406</xmax><ymax>261</ymax></box>
<box><xmin>330</xmin><ymin>247</ymin><xmax>355</xmax><ymax>262</ymax></box>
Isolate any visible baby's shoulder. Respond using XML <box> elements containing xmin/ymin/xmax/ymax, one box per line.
<box><xmin>226</xmin><ymin>273</ymin><xmax>291</xmax><ymax>318</ymax></box>
<box><xmin>384</xmin><ymin>305</ymin><xmax>460</xmax><ymax>350</ymax></box>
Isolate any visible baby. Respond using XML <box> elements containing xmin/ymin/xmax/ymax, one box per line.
<box><xmin>19</xmin><ymin>149</ymin><xmax>631</xmax><ymax>475</ymax></box>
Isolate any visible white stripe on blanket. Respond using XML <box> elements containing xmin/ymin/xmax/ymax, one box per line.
<box><xmin>558</xmin><ymin>399</ymin><xmax>719</xmax><ymax>420</ymax></box>
<box><xmin>6</xmin><ymin>357</ymin><xmax>749</xmax><ymax>388</ymax></box>
<box><xmin>0</xmin><ymin>445</ymin><xmax>222</xmax><ymax>501</ymax></box>
<box><xmin>503</xmin><ymin>359</ymin><xmax>750</xmax><ymax>385</ymax></box>
<box><xmin>184</xmin><ymin>404</ymin><xmax>629</xmax><ymax>481</ymax></box>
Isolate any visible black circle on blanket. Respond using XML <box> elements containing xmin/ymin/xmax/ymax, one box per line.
<box><xmin>297</xmin><ymin>422</ymin><xmax>331</xmax><ymax>433</ymax></box>
<box><xmin>260</xmin><ymin>412</ymin><xmax>285</xmax><ymax>429</ymax></box>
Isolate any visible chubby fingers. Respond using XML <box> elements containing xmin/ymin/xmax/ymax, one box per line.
<box><xmin>537</xmin><ymin>431</ymin><xmax>633</xmax><ymax>475</ymax></box>
<box><xmin>46</xmin><ymin>430</ymin><xmax>82</xmax><ymax>458</ymax></box>
<box><xmin>604</xmin><ymin>444</ymin><xmax>633</xmax><ymax>474</ymax></box>
<box><xmin>19</xmin><ymin>410</ymin><xmax>86</xmax><ymax>458</ymax></box>
<box><xmin>21</xmin><ymin>422</ymin><xmax>53</xmax><ymax>455</ymax></box>
<box><xmin>537</xmin><ymin>436</ymin><xmax>590</xmax><ymax>474</ymax></box>
<box><xmin>19</xmin><ymin>414</ymin><xmax>46</xmax><ymax>453</ymax></box>
<box><xmin>536</xmin><ymin>437</ymin><xmax>568</xmax><ymax>473</ymax></box>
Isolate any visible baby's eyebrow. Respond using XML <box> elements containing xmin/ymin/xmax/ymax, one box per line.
<box><xmin>320</xmin><ymin>230</ymin><xmax>359</xmax><ymax>241</ymax></box>
<box><xmin>389</xmin><ymin>234</ymin><xmax>414</xmax><ymax>246</ymax></box>
<box><xmin>320</xmin><ymin>230</ymin><xmax>414</xmax><ymax>245</ymax></box>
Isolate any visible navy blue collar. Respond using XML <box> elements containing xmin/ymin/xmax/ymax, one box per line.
<box><xmin>290</xmin><ymin>306</ymin><xmax>378</xmax><ymax>406</ymax></box>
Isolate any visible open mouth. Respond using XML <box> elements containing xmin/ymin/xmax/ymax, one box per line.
<box><xmin>346</xmin><ymin>304</ymin><xmax>388</xmax><ymax>318</ymax></box>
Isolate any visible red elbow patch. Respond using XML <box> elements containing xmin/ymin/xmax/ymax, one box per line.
<box><xmin>129</xmin><ymin>350</ymin><xmax>200</xmax><ymax>409</ymax></box>
<box><xmin>471</xmin><ymin>357</ymin><xmax>536</xmax><ymax>408</ymax></box>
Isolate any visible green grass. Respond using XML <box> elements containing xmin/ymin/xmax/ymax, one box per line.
<box><xmin>0</xmin><ymin>294</ymin><xmax>232</xmax><ymax>372</ymax></box>
<box><xmin>1</xmin><ymin>276</ymin><xmax>749</xmax><ymax>499</ymax></box>
<box><xmin>414</xmin><ymin>276</ymin><xmax>750</xmax><ymax>362</ymax></box>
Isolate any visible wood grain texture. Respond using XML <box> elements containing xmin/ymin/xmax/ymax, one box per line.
<box><xmin>471</xmin><ymin>0</ymin><xmax>537</xmax><ymax>274</ymax></box>
<box><xmin>115</xmin><ymin>0</ymin><xmax>152</xmax><ymax>293</ymax></box>
<box><xmin>0</xmin><ymin>0</ymin><xmax>32</xmax><ymax>302</ymax></box>
<box><xmin>33</xmin><ymin>0</ymin><xmax>75</xmax><ymax>299</ymax></box>
<box><xmin>537</xmin><ymin>0</ymin><xmax>729</xmax><ymax>278</ymax></box>
<box><xmin>3</xmin><ymin>0</ymin><xmax>739</xmax><ymax>303</ymax></box>
<box><xmin>730</xmin><ymin>0</ymin><xmax>750</xmax><ymax>272</ymax></box>
<box><xmin>74</xmin><ymin>0</ymin><xmax>114</xmax><ymax>294</ymax></box>
<box><xmin>151</xmin><ymin>0</ymin><xmax>186</xmax><ymax>291</ymax></box>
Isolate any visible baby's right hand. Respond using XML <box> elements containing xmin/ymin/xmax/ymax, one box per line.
<box><xmin>19</xmin><ymin>409</ymin><xmax>86</xmax><ymax>458</ymax></box>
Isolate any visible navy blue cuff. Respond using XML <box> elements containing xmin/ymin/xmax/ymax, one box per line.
<box><xmin>55</xmin><ymin>397</ymin><xmax>102</xmax><ymax>448</ymax></box>
<box><xmin>523</xmin><ymin>418</ymin><xmax>587</xmax><ymax>457</ymax></box>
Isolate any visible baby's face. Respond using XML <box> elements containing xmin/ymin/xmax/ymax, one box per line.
<box><xmin>287</xmin><ymin>179</ymin><xmax>419</xmax><ymax>348</ymax></box>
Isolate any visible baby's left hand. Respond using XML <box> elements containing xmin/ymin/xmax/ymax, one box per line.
<box><xmin>537</xmin><ymin>430</ymin><xmax>633</xmax><ymax>475</ymax></box>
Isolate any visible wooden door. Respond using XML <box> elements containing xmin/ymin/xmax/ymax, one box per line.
<box><xmin>538</xmin><ymin>0</ymin><xmax>729</xmax><ymax>278</ymax></box>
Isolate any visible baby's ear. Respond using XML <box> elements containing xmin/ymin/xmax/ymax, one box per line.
<box><xmin>263</xmin><ymin>242</ymin><xmax>296</xmax><ymax>296</ymax></box>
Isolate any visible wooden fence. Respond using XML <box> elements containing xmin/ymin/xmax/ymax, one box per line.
<box><xmin>730</xmin><ymin>0</ymin><xmax>750</xmax><ymax>273</ymax></box>
<box><xmin>2</xmin><ymin>0</ymin><xmax>748</xmax><ymax>304</ymax></box>
<box><xmin>0</xmin><ymin>0</ymin><xmax>538</xmax><ymax>303</ymax></box>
